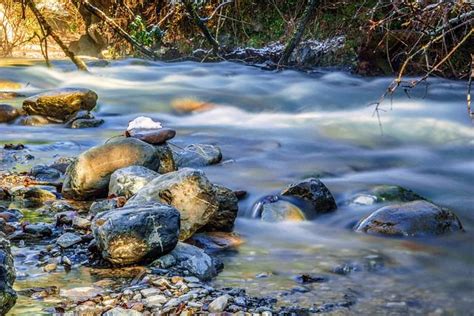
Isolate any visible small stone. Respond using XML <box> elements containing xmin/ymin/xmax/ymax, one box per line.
<box><xmin>280</xmin><ymin>178</ymin><xmax>337</xmax><ymax>214</ymax></box>
<box><xmin>71</xmin><ymin>118</ymin><xmax>104</xmax><ymax>129</ymax></box>
<box><xmin>108</xmin><ymin>165</ymin><xmax>159</xmax><ymax>199</ymax></box>
<box><xmin>208</xmin><ymin>295</ymin><xmax>229</xmax><ymax>313</ymax></box>
<box><xmin>57</xmin><ymin>232</ymin><xmax>82</xmax><ymax>248</ymax></box>
<box><xmin>23</xmin><ymin>223</ymin><xmax>52</xmax><ymax>237</ymax></box>
<box><xmin>173</xmin><ymin>144</ymin><xmax>222</xmax><ymax>168</ymax></box>
<box><xmin>60</xmin><ymin>286</ymin><xmax>102</xmax><ymax>302</ymax></box>
<box><xmin>103</xmin><ymin>307</ymin><xmax>143</xmax><ymax>316</ymax></box>
<box><xmin>127</xmin><ymin>127</ymin><xmax>176</xmax><ymax>145</ymax></box>
<box><xmin>72</xmin><ymin>217</ymin><xmax>91</xmax><ymax>230</ymax></box>
<box><xmin>183</xmin><ymin>276</ymin><xmax>200</xmax><ymax>283</ymax></box>
<box><xmin>140</xmin><ymin>288</ymin><xmax>161</xmax><ymax>298</ymax></box>
<box><xmin>145</xmin><ymin>294</ymin><xmax>167</xmax><ymax>306</ymax></box>
<box><xmin>30</xmin><ymin>164</ymin><xmax>61</xmax><ymax>181</ymax></box>
<box><xmin>43</xmin><ymin>263</ymin><xmax>57</xmax><ymax>273</ymax></box>
<box><xmin>18</xmin><ymin>115</ymin><xmax>51</xmax><ymax>126</ymax></box>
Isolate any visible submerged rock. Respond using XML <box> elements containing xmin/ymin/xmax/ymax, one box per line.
<box><xmin>281</xmin><ymin>178</ymin><xmax>337</xmax><ymax>215</ymax></box>
<box><xmin>189</xmin><ymin>232</ymin><xmax>244</xmax><ymax>252</ymax></box>
<box><xmin>62</xmin><ymin>138</ymin><xmax>160</xmax><ymax>200</ymax></box>
<box><xmin>369</xmin><ymin>185</ymin><xmax>426</xmax><ymax>203</ymax></box>
<box><xmin>17</xmin><ymin>115</ymin><xmax>51</xmax><ymax>126</ymax></box>
<box><xmin>128</xmin><ymin>168</ymin><xmax>219</xmax><ymax>240</ymax></box>
<box><xmin>261</xmin><ymin>199</ymin><xmax>306</xmax><ymax>222</ymax></box>
<box><xmin>201</xmin><ymin>185</ymin><xmax>238</xmax><ymax>232</ymax></box>
<box><xmin>92</xmin><ymin>202</ymin><xmax>180</xmax><ymax>265</ymax></box>
<box><xmin>0</xmin><ymin>233</ymin><xmax>16</xmax><ymax>314</ymax></box>
<box><xmin>173</xmin><ymin>144</ymin><xmax>222</xmax><ymax>168</ymax></box>
<box><xmin>354</xmin><ymin>200</ymin><xmax>464</xmax><ymax>237</ymax></box>
<box><xmin>71</xmin><ymin>118</ymin><xmax>104</xmax><ymax>129</ymax></box>
<box><xmin>0</xmin><ymin>104</ymin><xmax>20</xmax><ymax>123</ymax></box>
<box><xmin>22</xmin><ymin>88</ymin><xmax>98</xmax><ymax>122</ymax></box>
<box><xmin>108</xmin><ymin>165</ymin><xmax>159</xmax><ymax>199</ymax></box>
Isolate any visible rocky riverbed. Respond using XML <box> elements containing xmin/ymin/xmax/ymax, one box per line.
<box><xmin>0</xmin><ymin>60</ymin><xmax>473</xmax><ymax>315</ymax></box>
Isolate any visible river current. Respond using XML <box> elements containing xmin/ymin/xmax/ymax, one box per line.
<box><xmin>1</xmin><ymin>59</ymin><xmax>473</xmax><ymax>314</ymax></box>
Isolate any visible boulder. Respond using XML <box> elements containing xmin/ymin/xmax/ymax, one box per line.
<box><xmin>62</xmin><ymin>138</ymin><xmax>160</xmax><ymax>200</ymax></box>
<box><xmin>280</xmin><ymin>178</ymin><xmax>337</xmax><ymax>215</ymax></box>
<box><xmin>0</xmin><ymin>104</ymin><xmax>20</xmax><ymax>123</ymax></box>
<box><xmin>92</xmin><ymin>203</ymin><xmax>180</xmax><ymax>265</ymax></box>
<box><xmin>154</xmin><ymin>144</ymin><xmax>176</xmax><ymax>174</ymax></box>
<box><xmin>354</xmin><ymin>200</ymin><xmax>464</xmax><ymax>237</ymax></box>
<box><xmin>108</xmin><ymin>166</ymin><xmax>159</xmax><ymax>199</ymax></box>
<box><xmin>0</xmin><ymin>232</ymin><xmax>16</xmax><ymax>314</ymax></box>
<box><xmin>127</xmin><ymin>168</ymin><xmax>219</xmax><ymax>240</ymax></box>
<box><xmin>168</xmin><ymin>242</ymin><xmax>217</xmax><ymax>280</ymax></box>
<box><xmin>200</xmin><ymin>185</ymin><xmax>238</xmax><ymax>232</ymax></box>
<box><xmin>173</xmin><ymin>144</ymin><xmax>222</xmax><ymax>168</ymax></box>
<box><xmin>22</xmin><ymin>88</ymin><xmax>98</xmax><ymax>122</ymax></box>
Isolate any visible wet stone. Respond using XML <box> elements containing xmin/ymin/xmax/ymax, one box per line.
<box><xmin>354</xmin><ymin>200</ymin><xmax>464</xmax><ymax>237</ymax></box>
<box><xmin>70</xmin><ymin>118</ymin><xmax>104</xmax><ymax>128</ymax></box>
<box><xmin>0</xmin><ymin>104</ymin><xmax>20</xmax><ymax>123</ymax></box>
<box><xmin>127</xmin><ymin>127</ymin><xmax>176</xmax><ymax>145</ymax></box>
<box><xmin>57</xmin><ymin>232</ymin><xmax>83</xmax><ymax>248</ymax></box>
<box><xmin>108</xmin><ymin>165</ymin><xmax>159</xmax><ymax>199</ymax></box>
<box><xmin>30</xmin><ymin>164</ymin><xmax>61</xmax><ymax>181</ymax></box>
<box><xmin>173</xmin><ymin>144</ymin><xmax>222</xmax><ymax>168</ymax></box>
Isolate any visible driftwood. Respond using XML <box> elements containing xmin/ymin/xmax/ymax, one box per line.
<box><xmin>183</xmin><ymin>0</ymin><xmax>220</xmax><ymax>53</ymax></box>
<box><xmin>73</xmin><ymin>0</ymin><xmax>160</xmax><ymax>60</ymax></box>
<box><xmin>278</xmin><ymin>0</ymin><xmax>319</xmax><ymax>67</ymax></box>
<box><xmin>25</xmin><ymin>0</ymin><xmax>88</xmax><ymax>71</ymax></box>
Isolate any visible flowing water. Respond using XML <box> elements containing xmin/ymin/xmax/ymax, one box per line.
<box><xmin>1</xmin><ymin>59</ymin><xmax>473</xmax><ymax>314</ymax></box>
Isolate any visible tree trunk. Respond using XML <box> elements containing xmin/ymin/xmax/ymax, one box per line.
<box><xmin>278</xmin><ymin>0</ymin><xmax>319</xmax><ymax>67</ymax></box>
<box><xmin>74</xmin><ymin>0</ymin><xmax>160</xmax><ymax>60</ymax></box>
<box><xmin>183</xmin><ymin>0</ymin><xmax>220</xmax><ymax>53</ymax></box>
<box><xmin>25</xmin><ymin>0</ymin><xmax>88</xmax><ymax>71</ymax></box>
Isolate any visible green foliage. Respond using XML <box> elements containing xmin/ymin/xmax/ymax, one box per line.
<box><xmin>129</xmin><ymin>15</ymin><xmax>164</xmax><ymax>48</ymax></box>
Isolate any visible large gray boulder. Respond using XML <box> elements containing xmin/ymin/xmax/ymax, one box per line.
<box><xmin>23</xmin><ymin>88</ymin><xmax>98</xmax><ymax>122</ymax></box>
<box><xmin>354</xmin><ymin>200</ymin><xmax>464</xmax><ymax>237</ymax></box>
<box><xmin>127</xmin><ymin>168</ymin><xmax>219</xmax><ymax>240</ymax></box>
<box><xmin>0</xmin><ymin>233</ymin><xmax>16</xmax><ymax>314</ymax></box>
<box><xmin>92</xmin><ymin>203</ymin><xmax>180</xmax><ymax>265</ymax></box>
<box><xmin>281</xmin><ymin>178</ymin><xmax>337</xmax><ymax>215</ymax></box>
<box><xmin>108</xmin><ymin>165</ymin><xmax>159</xmax><ymax>198</ymax></box>
<box><xmin>62</xmin><ymin>138</ymin><xmax>160</xmax><ymax>200</ymax></box>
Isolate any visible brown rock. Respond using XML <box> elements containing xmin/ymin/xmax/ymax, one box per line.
<box><xmin>126</xmin><ymin>128</ymin><xmax>176</xmax><ymax>145</ymax></box>
<box><xmin>0</xmin><ymin>104</ymin><xmax>20</xmax><ymax>123</ymax></box>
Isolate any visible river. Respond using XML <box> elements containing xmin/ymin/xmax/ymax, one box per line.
<box><xmin>1</xmin><ymin>59</ymin><xmax>473</xmax><ymax>314</ymax></box>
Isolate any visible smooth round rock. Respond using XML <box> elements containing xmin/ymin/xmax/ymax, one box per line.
<box><xmin>354</xmin><ymin>200</ymin><xmax>464</xmax><ymax>237</ymax></box>
<box><xmin>92</xmin><ymin>202</ymin><xmax>180</xmax><ymax>265</ymax></box>
<box><xmin>0</xmin><ymin>104</ymin><xmax>20</xmax><ymax>123</ymax></box>
<box><xmin>23</xmin><ymin>88</ymin><xmax>98</xmax><ymax>122</ymax></box>
<box><xmin>70</xmin><ymin>118</ymin><xmax>104</xmax><ymax>129</ymax></box>
<box><xmin>62</xmin><ymin>138</ymin><xmax>160</xmax><ymax>200</ymax></box>
<box><xmin>172</xmin><ymin>144</ymin><xmax>222</xmax><ymax>168</ymax></box>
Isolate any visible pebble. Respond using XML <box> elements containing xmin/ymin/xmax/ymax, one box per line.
<box><xmin>208</xmin><ymin>295</ymin><xmax>229</xmax><ymax>313</ymax></box>
<box><xmin>43</xmin><ymin>263</ymin><xmax>57</xmax><ymax>273</ymax></box>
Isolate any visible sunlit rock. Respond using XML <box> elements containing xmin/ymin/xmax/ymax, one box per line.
<box><xmin>23</xmin><ymin>88</ymin><xmax>98</xmax><ymax>122</ymax></box>
<box><xmin>200</xmin><ymin>185</ymin><xmax>238</xmax><ymax>232</ymax></box>
<box><xmin>354</xmin><ymin>200</ymin><xmax>464</xmax><ymax>237</ymax></box>
<box><xmin>127</xmin><ymin>168</ymin><xmax>219</xmax><ymax>240</ymax></box>
<box><xmin>92</xmin><ymin>202</ymin><xmax>180</xmax><ymax>265</ymax></box>
<box><xmin>62</xmin><ymin>138</ymin><xmax>160</xmax><ymax>200</ymax></box>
